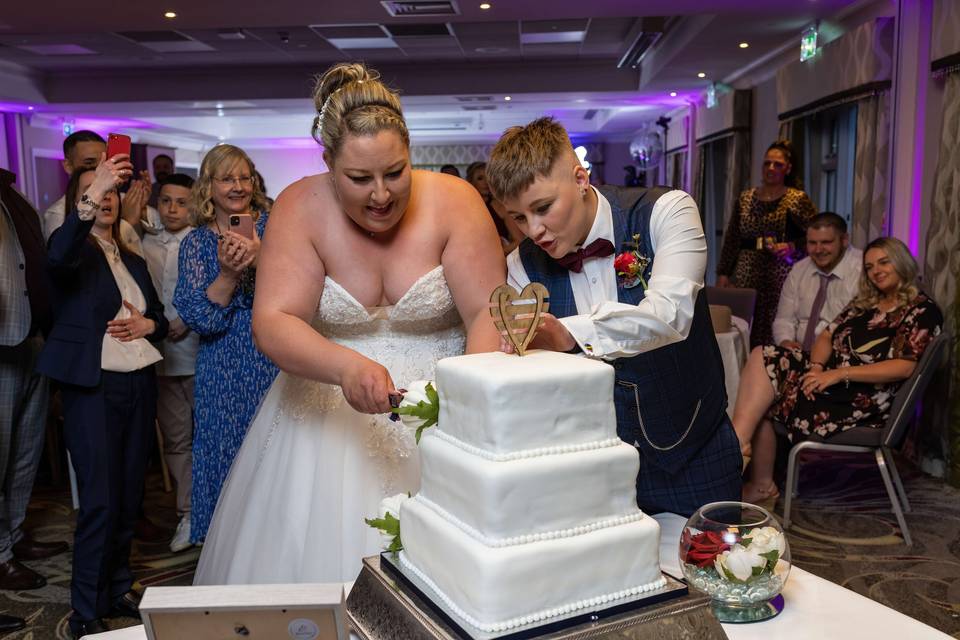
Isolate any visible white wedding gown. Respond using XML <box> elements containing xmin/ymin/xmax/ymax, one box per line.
<box><xmin>194</xmin><ymin>265</ymin><xmax>466</xmax><ymax>585</ymax></box>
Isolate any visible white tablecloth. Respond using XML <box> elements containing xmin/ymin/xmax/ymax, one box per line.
<box><xmin>716</xmin><ymin>316</ymin><xmax>749</xmax><ymax>417</ymax></box>
<box><xmin>92</xmin><ymin>515</ymin><xmax>948</xmax><ymax>640</ymax></box>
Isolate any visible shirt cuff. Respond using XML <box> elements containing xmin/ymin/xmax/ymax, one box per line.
<box><xmin>558</xmin><ymin>314</ymin><xmax>603</xmax><ymax>358</ymax></box>
<box><xmin>76</xmin><ymin>201</ymin><xmax>98</xmax><ymax>221</ymax></box>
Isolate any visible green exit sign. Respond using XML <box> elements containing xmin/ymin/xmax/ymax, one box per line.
<box><xmin>801</xmin><ymin>26</ymin><xmax>818</xmax><ymax>61</ymax></box>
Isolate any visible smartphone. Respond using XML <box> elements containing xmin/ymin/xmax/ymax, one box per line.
<box><xmin>106</xmin><ymin>133</ymin><xmax>131</xmax><ymax>160</ymax></box>
<box><xmin>229</xmin><ymin>213</ymin><xmax>254</xmax><ymax>239</ymax></box>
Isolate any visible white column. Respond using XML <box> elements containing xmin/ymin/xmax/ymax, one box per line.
<box><xmin>684</xmin><ymin>102</ymin><xmax>698</xmax><ymax>195</ymax></box>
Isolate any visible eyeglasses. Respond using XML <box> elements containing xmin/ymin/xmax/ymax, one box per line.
<box><xmin>214</xmin><ymin>175</ymin><xmax>253</xmax><ymax>187</ymax></box>
<box><xmin>763</xmin><ymin>161</ymin><xmax>787</xmax><ymax>169</ymax></box>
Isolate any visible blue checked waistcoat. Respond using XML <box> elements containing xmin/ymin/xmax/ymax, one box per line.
<box><xmin>519</xmin><ymin>185</ymin><xmax>728</xmax><ymax>474</ymax></box>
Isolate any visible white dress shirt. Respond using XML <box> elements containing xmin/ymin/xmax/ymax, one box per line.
<box><xmin>143</xmin><ymin>227</ymin><xmax>199</xmax><ymax>376</ymax></box>
<box><xmin>507</xmin><ymin>188</ymin><xmax>706</xmax><ymax>360</ymax></box>
<box><xmin>43</xmin><ymin>194</ymin><xmax>160</xmax><ymax>256</ymax></box>
<box><xmin>772</xmin><ymin>246</ymin><xmax>863</xmax><ymax>345</ymax></box>
<box><xmin>90</xmin><ymin>236</ymin><xmax>163</xmax><ymax>372</ymax></box>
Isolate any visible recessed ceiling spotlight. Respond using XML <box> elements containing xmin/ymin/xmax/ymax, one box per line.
<box><xmin>504</xmin><ymin>96</ymin><xmax>512</xmax><ymax>101</ymax></box>
<box><xmin>480</xmin><ymin>2</ymin><xmax>491</xmax><ymax>9</ymax></box>
<box><xmin>163</xmin><ymin>11</ymin><xmax>177</xmax><ymax>19</ymax></box>
<box><xmin>669</xmin><ymin>91</ymin><xmax>677</xmax><ymax>97</ymax></box>
<box><xmin>27</xmin><ymin>106</ymin><xmax>34</xmax><ymax>110</ymax></box>
<box><xmin>697</xmin><ymin>72</ymin><xmax>706</xmax><ymax>78</ymax></box>
<box><xmin>739</xmin><ymin>42</ymin><xmax>749</xmax><ymax>49</ymax></box>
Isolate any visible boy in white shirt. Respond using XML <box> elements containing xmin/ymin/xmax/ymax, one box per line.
<box><xmin>142</xmin><ymin>174</ymin><xmax>199</xmax><ymax>552</ymax></box>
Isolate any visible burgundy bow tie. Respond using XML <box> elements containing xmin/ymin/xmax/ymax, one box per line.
<box><xmin>555</xmin><ymin>238</ymin><xmax>615</xmax><ymax>273</ymax></box>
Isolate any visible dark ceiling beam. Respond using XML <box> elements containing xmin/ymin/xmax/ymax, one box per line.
<box><xmin>42</xmin><ymin>60</ymin><xmax>640</xmax><ymax>103</ymax></box>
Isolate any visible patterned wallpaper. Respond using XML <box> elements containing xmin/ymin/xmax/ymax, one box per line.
<box><xmin>933</xmin><ymin>0</ymin><xmax>960</xmax><ymax>62</ymax></box>
<box><xmin>410</xmin><ymin>144</ymin><xmax>494</xmax><ymax>168</ymax></box>
<box><xmin>776</xmin><ymin>18</ymin><xmax>895</xmax><ymax>116</ymax></box>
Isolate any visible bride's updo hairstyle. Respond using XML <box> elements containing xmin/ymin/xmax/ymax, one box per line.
<box><xmin>311</xmin><ymin>63</ymin><xmax>410</xmax><ymax>159</ymax></box>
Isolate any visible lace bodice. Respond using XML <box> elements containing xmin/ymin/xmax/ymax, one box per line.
<box><xmin>270</xmin><ymin>265</ymin><xmax>466</xmax><ymax>491</ymax></box>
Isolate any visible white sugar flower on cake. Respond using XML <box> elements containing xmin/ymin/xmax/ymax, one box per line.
<box><xmin>365</xmin><ymin>493</ymin><xmax>410</xmax><ymax>553</ymax></box>
<box><xmin>391</xmin><ymin>380</ymin><xmax>439</xmax><ymax>443</ymax></box>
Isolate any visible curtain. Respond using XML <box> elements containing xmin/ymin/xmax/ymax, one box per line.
<box><xmin>920</xmin><ymin>72</ymin><xmax>960</xmax><ymax>483</ymax></box>
<box><xmin>693</xmin><ymin>131</ymin><xmax>750</xmax><ymax>283</ymax></box>
<box><xmin>850</xmin><ymin>92</ymin><xmax>891</xmax><ymax>248</ymax></box>
<box><xmin>665</xmin><ymin>150</ymin><xmax>688</xmax><ymax>190</ymax></box>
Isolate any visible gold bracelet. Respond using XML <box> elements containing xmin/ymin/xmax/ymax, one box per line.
<box><xmin>809</xmin><ymin>362</ymin><xmax>825</xmax><ymax>370</ymax></box>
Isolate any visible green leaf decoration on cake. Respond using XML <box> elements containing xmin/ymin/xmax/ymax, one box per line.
<box><xmin>393</xmin><ymin>381</ymin><xmax>440</xmax><ymax>444</ymax></box>
<box><xmin>364</xmin><ymin>512</ymin><xmax>403</xmax><ymax>553</ymax></box>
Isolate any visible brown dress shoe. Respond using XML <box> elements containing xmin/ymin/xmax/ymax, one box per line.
<box><xmin>133</xmin><ymin>516</ymin><xmax>168</xmax><ymax>543</ymax></box>
<box><xmin>106</xmin><ymin>589</ymin><xmax>142</xmax><ymax>620</ymax></box>
<box><xmin>0</xmin><ymin>559</ymin><xmax>46</xmax><ymax>590</ymax></box>
<box><xmin>12</xmin><ymin>536</ymin><xmax>69</xmax><ymax>560</ymax></box>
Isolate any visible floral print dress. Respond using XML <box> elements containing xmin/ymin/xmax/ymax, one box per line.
<box><xmin>173</xmin><ymin>214</ymin><xmax>279</xmax><ymax>543</ymax></box>
<box><xmin>762</xmin><ymin>293</ymin><xmax>942</xmax><ymax>442</ymax></box>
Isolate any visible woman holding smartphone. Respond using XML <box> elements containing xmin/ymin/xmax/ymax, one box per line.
<box><xmin>37</xmin><ymin>156</ymin><xmax>168</xmax><ymax>638</ymax></box>
<box><xmin>173</xmin><ymin>144</ymin><xmax>278</xmax><ymax>545</ymax></box>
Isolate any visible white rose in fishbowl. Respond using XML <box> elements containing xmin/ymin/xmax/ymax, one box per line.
<box><xmin>744</xmin><ymin>526</ymin><xmax>785</xmax><ymax>557</ymax></box>
<box><xmin>713</xmin><ymin>544</ymin><xmax>766</xmax><ymax>582</ymax></box>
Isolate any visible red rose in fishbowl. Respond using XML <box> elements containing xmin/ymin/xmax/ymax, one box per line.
<box><xmin>683</xmin><ymin>529</ymin><xmax>732</xmax><ymax>568</ymax></box>
<box><xmin>614</xmin><ymin>252</ymin><xmax>638</xmax><ymax>274</ymax></box>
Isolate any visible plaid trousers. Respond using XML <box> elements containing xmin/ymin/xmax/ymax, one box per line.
<box><xmin>0</xmin><ymin>335</ymin><xmax>49</xmax><ymax>561</ymax></box>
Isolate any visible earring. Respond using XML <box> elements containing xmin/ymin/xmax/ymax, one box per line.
<box><xmin>579</xmin><ymin>187</ymin><xmax>586</xmax><ymax>198</ymax></box>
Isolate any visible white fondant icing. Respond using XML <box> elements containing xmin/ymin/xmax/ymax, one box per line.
<box><xmin>432</xmin><ymin>428</ymin><xmax>623</xmax><ymax>462</ymax></box>
<box><xmin>414</xmin><ymin>493</ymin><xmax>643</xmax><ymax>547</ymax></box>
<box><xmin>400</xmin><ymin>497</ymin><xmax>664</xmax><ymax>631</ymax></box>
<box><xmin>436</xmin><ymin>351</ymin><xmax>617</xmax><ymax>454</ymax></box>
<box><xmin>418</xmin><ymin>433</ymin><xmax>641</xmax><ymax>539</ymax></box>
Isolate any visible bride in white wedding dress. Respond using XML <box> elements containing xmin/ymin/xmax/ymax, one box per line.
<box><xmin>194</xmin><ymin>63</ymin><xmax>504</xmax><ymax>585</ymax></box>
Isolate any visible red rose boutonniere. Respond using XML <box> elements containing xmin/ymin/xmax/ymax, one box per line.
<box><xmin>614</xmin><ymin>234</ymin><xmax>650</xmax><ymax>290</ymax></box>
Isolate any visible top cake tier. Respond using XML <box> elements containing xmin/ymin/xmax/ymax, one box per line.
<box><xmin>436</xmin><ymin>351</ymin><xmax>617</xmax><ymax>455</ymax></box>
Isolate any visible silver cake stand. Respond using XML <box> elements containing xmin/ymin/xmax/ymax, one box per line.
<box><xmin>346</xmin><ymin>554</ymin><xmax>727</xmax><ymax>640</ymax></box>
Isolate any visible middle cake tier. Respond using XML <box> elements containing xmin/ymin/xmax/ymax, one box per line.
<box><xmin>419</xmin><ymin>430</ymin><xmax>641</xmax><ymax>540</ymax></box>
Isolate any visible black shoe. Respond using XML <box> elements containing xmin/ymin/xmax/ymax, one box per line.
<box><xmin>0</xmin><ymin>559</ymin><xmax>46</xmax><ymax>590</ymax></box>
<box><xmin>69</xmin><ymin>618</ymin><xmax>108</xmax><ymax>639</ymax></box>
<box><xmin>0</xmin><ymin>614</ymin><xmax>25</xmax><ymax>632</ymax></box>
<box><xmin>106</xmin><ymin>589</ymin><xmax>141</xmax><ymax>620</ymax></box>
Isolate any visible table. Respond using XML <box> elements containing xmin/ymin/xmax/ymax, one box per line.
<box><xmin>716</xmin><ymin>316</ymin><xmax>749</xmax><ymax>417</ymax></box>
<box><xmin>92</xmin><ymin>513</ymin><xmax>949</xmax><ymax>640</ymax></box>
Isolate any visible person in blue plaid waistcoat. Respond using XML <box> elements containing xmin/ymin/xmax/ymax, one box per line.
<box><xmin>487</xmin><ymin>118</ymin><xmax>742</xmax><ymax>517</ymax></box>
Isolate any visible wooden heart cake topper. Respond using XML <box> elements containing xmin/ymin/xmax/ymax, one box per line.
<box><xmin>488</xmin><ymin>283</ymin><xmax>550</xmax><ymax>356</ymax></box>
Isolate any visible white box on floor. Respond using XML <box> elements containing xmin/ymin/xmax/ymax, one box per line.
<box><xmin>140</xmin><ymin>583</ymin><xmax>346</xmax><ymax>639</ymax></box>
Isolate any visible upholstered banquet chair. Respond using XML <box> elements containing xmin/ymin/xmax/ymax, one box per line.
<box><xmin>704</xmin><ymin>286</ymin><xmax>757</xmax><ymax>332</ymax></box>
<box><xmin>780</xmin><ymin>332</ymin><xmax>950</xmax><ymax>547</ymax></box>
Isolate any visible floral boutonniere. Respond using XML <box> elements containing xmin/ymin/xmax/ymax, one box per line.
<box><xmin>614</xmin><ymin>234</ymin><xmax>651</xmax><ymax>290</ymax></box>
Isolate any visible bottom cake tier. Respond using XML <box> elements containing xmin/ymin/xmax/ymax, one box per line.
<box><xmin>399</xmin><ymin>496</ymin><xmax>665</xmax><ymax>633</ymax></box>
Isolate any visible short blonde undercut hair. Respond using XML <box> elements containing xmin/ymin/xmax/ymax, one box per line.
<box><xmin>487</xmin><ymin>117</ymin><xmax>574</xmax><ymax>202</ymax></box>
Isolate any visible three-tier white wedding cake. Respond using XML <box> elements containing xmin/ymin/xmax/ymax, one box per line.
<box><xmin>399</xmin><ymin>350</ymin><xmax>665</xmax><ymax>633</ymax></box>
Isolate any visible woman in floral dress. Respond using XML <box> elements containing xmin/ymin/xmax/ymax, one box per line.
<box><xmin>716</xmin><ymin>141</ymin><xmax>817</xmax><ymax>347</ymax></box>
<box><xmin>730</xmin><ymin>237</ymin><xmax>942</xmax><ymax>503</ymax></box>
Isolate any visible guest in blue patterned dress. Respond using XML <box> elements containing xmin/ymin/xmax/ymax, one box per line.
<box><xmin>174</xmin><ymin>145</ymin><xmax>278</xmax><ymax>543</ymax></box>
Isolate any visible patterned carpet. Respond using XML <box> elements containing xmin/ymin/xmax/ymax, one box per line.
<box><xmin>3</xmin><ymin>454</ymin><xmax>960</xmax><ymax>638</ymax></box>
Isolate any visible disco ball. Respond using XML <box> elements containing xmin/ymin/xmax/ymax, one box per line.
<box><xmin>629</xmin><ymin>130</ymin><xmax>664</xmax><ymax>172</ymax></box>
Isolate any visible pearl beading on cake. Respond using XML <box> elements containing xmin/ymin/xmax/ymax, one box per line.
<box><xmin>398</xmin><ymin>550</ymin><xmax>667</xmax><ymax>633</ymax></box>
<box><xmin>433</xmin><ymin>429</ymin><xmax>622</xmax><ymax>462</ymax></box>
<box><xmin>415</xmin><ymin>494</ymin><xmax>643</xmax><ymax>548</ymax></box>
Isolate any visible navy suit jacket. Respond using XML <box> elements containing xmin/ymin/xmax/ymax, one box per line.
<box><xmin>36</xmin><ymin>210</ymin><xmax>168</xmax><ymax>387</ymax></box>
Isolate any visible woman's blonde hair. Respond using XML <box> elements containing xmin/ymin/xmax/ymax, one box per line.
<box><xmin>190</xmin><ymin>144</ymin><xmax>268</xmax><ymax>227</ymax></box>
<box><xmin>852</xmin><ymin>236</ymin><xmax>920</xmax><ymax>310</ymax></box>
<box><xmin>311</xmin><ymin>62</ymin><xmax>409</xmax><ymax>159</ymax></box>
<box><xmin>486</xmin><ymin>117</ymin><xmax>574</xmax><ymax>202</ymax></box>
